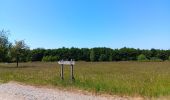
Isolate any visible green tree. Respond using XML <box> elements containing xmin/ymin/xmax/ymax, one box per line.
<box><xmin>31</xmin><ymin>48</ymin><xmax>45</xmax><ymax>61</ymax></box>
<box><xmin>99</xmin><ymin>54</ymin><xmax>107</xmax><ymax>61</ymax></box>
<box><xmin>90</xmin><ymin>49</ymin><xmax>95</xmax><ymax>62</ymax></box>
<box><xmin>156</xmin><ymin>50</ymin><xmax>168</xmax><ymax>61</ymax></box>
<box><xmin>0</xmin><ymin>29</ymin><xmax>11</xmax><ymax>62</ymax></box>
<box><xmin>109</xmin><ymin>53</ymin><xmax>113</xmax><ymax>61</ymax></box>
<box><xmin>151</xmin><ymin>48</ymin><xmax>157</xmax><ymax>57</ymax></box>
<box><xmin>137</xmin><ymin>54</ymin><xmax>148</xmax><ymax>61</ymax></box>
<box><xmin>42</xmin><ymin>56</ymin><xmax>59</xmax><ymax>62</ymax></box>
<box><xmin>80</xmin><ymin>48</ymin><xmax>90</xmax><ymax>61</ymax></box>
<box><xmin>119</xmin><ymin>47</ymin><xmax>138</xmax><ymax>61</ymax></box>
<box><xmin>11</xmin><ymin>40</ymin><xmax>29</xmax><ymax>67</ymax></box>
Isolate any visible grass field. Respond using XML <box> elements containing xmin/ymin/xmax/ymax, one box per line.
<box><xmin>0</xmin><ymin>61</ymin><xmax>170</xmax><ymax>97</ymax></box>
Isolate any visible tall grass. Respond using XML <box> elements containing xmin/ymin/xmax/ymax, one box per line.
<box><xmin>0</xmin><ymin>62</ymin><xmax>170</xmax><ymax>97</ymax></box>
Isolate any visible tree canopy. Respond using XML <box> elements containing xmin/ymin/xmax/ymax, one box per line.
<box><xmin>0</xmin><ymin>29</ymin><xmax>170</xmax><ymax>63</ymax></box>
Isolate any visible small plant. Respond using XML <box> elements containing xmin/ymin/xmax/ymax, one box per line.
<box><xmin>137</xmin><ymin>54</ymin><xmax>148</xmax><ymax>61</ymax></box>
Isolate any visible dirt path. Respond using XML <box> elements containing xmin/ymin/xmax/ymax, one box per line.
<box><xmin>0</xmin><ymin>82</ymin><xmax>143</xmax><ymax>100</ymax></box>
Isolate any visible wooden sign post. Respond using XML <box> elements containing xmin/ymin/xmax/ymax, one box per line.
<box><xmin>70</xmin><ymin>59</ymin><xmax>75</xmax><ymax>80</ymax></box>
<box><xmin>58</xmin><ymin>59</ymin><xmax>75</xmax><ymax>81</ymax></box>
<box><xmin>61</xmin><ymin>64</ymin><xmax>64</xmax><ymax>80</ymax></box>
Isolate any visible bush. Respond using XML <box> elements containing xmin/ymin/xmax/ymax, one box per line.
<box><xmin>137</xmin><ymin>54</ymin><xmax>148</xmax><ymax>61</ymax></box>
<box><xmin>42</xmin><ymin>56</ymin><xmax>59</xmax><ymax>62</ymax></box>
<box><xmin>99</xmin><ymin>54</ymin><xmax>107</xmax><ymax>61</ymax></box>
<box><xmin>150</xmin><ymin>57</ymin><xmax>163</xmax><ymax>62</ymax></box>
<box><xmin>169</xmin><ymin>56</ymin><xmax>170</xmax><ymax>61</ymax></box>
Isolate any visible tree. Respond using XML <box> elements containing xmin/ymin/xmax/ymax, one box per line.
<box><xmin>80</xmin><ymin>48</ymin><xmax>90</xmax><ymax>61</ymax></box>
<box><xmin>151</xmin><ymin>48</ymin><xmax>157</xmax><ymax>57</ymax></box>
<box><xmin>42</xmin><ymin>56</ymin><xmax>59</xmax><ymax>62</ymax></box>
<box><xmin>118</xmin><ymin>47</ymin><xmax>138</xmax><ymax>61</ymax></box>
<box><xmin>112</xmin><ymin>49</ymin><xmax>121</xmax><ymax>61</ymax></box>
<box><xmin>11</xmin><ymin>40</ymin><xmax>29</xmax><ymax>67</ymax></box>
<box><xmin>31</xmin><ymin>48</ymin><xmax>45</xmax><ymax>61</ymax></box>
<box><xmin>156</xmin><ymin>50</ymin><xmax>168</xmax><ymax>61</ymax></box>
<box><xmin>90</xmin><ymin>49</ymin><xmax>95</xmax><ymax>62</ymax></box>
<box><xmin>0</xmin><ymin>29</ymin><xmax>11</xmax><ymax>62</ymax></box>
<box><xmin>99</xmin><ymin>54</ymin><xmax>107</xmax><ymax>61</ymax></box>
<box><xmin>137</xmin><ymin>54</ymin><xmax>148</xmax><ymax>61</ymax></box>
<box><xmin>109</xmin><ymin>53</ymin><xmax>113</xmax><ymax>61</ymax></box>
<box><xmin>69</xmin><ymin>47</ymin><xmax>81</xmax><ymax>60</ymax></box>
<box><xmin>140</xmin><ymin>50</ymin><xmax>152</xmax><ymax>60</ymax></box>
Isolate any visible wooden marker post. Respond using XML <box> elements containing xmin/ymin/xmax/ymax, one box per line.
<box><xmin>70</xmin><ymin>59</ymin><xmax>75</xmax><ymax>81</ymax></box>
<box><xmin>61</xmin><ymin>64</ymin><xmax>64</xmax><ymax>80</ymax></box>
<box><xmin>58</xmin><ymin>59</ymin><xmax>75</xmax><ymax>81</ymax></box>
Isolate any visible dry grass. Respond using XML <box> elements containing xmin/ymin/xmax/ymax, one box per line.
<box><xmin>0</xmin><ymin>61</ymin><xmax>170</xmax><ymax>97</ymax></box>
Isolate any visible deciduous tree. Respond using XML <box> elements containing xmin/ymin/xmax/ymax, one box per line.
<box><xmin>11</xmin><ymin>40</ymin><xmax>29</xmax><ymax>67</ymax></box>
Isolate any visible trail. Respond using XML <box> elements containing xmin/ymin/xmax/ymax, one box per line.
<box><xmin>0</xmin><ymin>82</ymin><xmax>143</xmax><ymax>100</ymax></box>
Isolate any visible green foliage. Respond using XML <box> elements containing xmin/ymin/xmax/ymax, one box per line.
<box><xmin>89</xmin><ymin>47</ymin><xmax>113</xmax><ymax>62</ymax></box>
<box><xmin>31</xmin><ymin>48</ymin><xmax>45</xmax><ymax>61</ymax></box>
<box><xmin>109</xmin><ymin>54</ymin><xmax>113</xmax><ymax>61</ymax></box>
<box><xmin>42</xmin><ymin>56</ymin><xmax>59</xmax><ymax>62</ymax></box>
<box><xmin>21</xmin><ymin>47</ymin><xmax>170</xmax><ymax>62</ymax></box>
<box><xmin>150</xmin><ymin>57</ymin><xmax>163</xmax><ymax>62</ymax></box>
<box><xmin>99</xmin><ymin>54</ymin><xmax>107</xmax><ymax>61</ymax></box>
<box><xmin>0</xmin><ymin>29</ymin><xmax>11</xmax><ymax>62</ymax></box>
<box><xmin>156</xmin><ymin>50</ymin><xmax>169</xmax><ymax>61</ymax></box>
<box><xmin>90</xmin><ymin>49</ymin><xmax>95</xmax><ymax>62</ymax></box>
<box><xmin>11</xmin><ymin>40</ymin><xmax>29</xmax><ymax>67</ymax></box>
<box><xmin>0</xmin><ymin>30</ymin><xmax>9</xmax><ymax>48</ymax></box>
<box><xmin>137</xmin><ymin>54</ymin><xmax>148</xmax><ymax>61</ymax></box>
<box><xmin>80</xmin><ymin>48</ymin><xmax>90</xmax><ymax>61</ymax></box>
<box><xmin>0</xmin><ymin>29</ymin><xmax>170</xmax><ymax>63</ymax></box>
<box><xmin>119</xmin><ymin>47</ymin><xmax>138</xmax><ymax>61</ymax></box>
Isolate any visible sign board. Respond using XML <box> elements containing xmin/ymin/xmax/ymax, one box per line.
<box><xmin>58</xmin><ymin>59</ymin><xmax>75</xmax><ymax>81</ymax></box>
<box><xmin>58</xmin><ymin>61</ymin><xmax>75</xmax><ymax>65</ymax></box>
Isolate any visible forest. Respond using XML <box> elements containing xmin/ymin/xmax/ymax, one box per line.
<box><xmin>1</xmin><ymin>29</ymin><xmax>170</xmax><ymax>63</ymax></box>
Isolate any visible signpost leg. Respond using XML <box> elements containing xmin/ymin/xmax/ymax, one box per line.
<box><xmin>70</xmin><ymin>64</ymin><xmax>75</xmax><ymax>81</ymax></box>
<box><xmin>61</xmin><ymin>64</ymin><xmax>64</xmax><ymax>80</ymax></box>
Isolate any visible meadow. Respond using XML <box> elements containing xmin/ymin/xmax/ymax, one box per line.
<box><xmin>0</xmin><ymin>61</ymin><xmax>170</xmax><ymax>97</ymax></box>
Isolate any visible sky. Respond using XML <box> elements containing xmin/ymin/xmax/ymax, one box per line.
<box><xmin>0</xmin><ymin>0</ymin><xmax>170</xmax><ymax>49</ymax></box>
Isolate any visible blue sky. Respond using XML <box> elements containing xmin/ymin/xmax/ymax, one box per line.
<box><xmin>0</xmin><ymin>0</ymin><xmax>170</xmax><ymax>49</ymax></box>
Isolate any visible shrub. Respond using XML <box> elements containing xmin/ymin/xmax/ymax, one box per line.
<box><xmin>42</xmin><ymin>56</ymin><xmax>47</xmax><ymax>62</ymax></box>
<box><xmin>150</xmin><ymin>57</ymin><xmax>163</xmax><ymax>62</ymax></box>
<box><xmin>42</xmin><ymin>56</ymin><xmax>59</xmax><ymax>62</ymax></box>
<box><xmin>90</xmin><ymin>49</ymin><xmax>95</xmax><ymax>62</ymax></box>
<box><xmin>99</xmin><ymin>54</ymin><xmax>107</xmax><ymax>61</ymax></box>
<box><xmin>137</xmin><ymin>54</ymin><xmax>148</xmax><ymax>61</ymax></box>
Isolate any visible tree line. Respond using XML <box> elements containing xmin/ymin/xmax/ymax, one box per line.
<box><xmin>1</xmin><ymin>29</ymin><xmax>170</xmax><ymax>65</ymax></box>
<box><xmin>32</xmin><ymin>47</ymin><xmax>170</xmax><ymax>62</ymax></box>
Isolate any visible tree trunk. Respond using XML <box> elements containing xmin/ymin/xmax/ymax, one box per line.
<box><xmin>16</xmin><ymin>55</ymin><xmax>19</xmax><ymax>67</ymax></box>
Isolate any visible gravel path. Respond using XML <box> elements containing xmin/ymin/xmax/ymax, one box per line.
<box><xmin>0</xmin><ymin>82</ymin><xmax>133</xmax><ymax>100</ymax></box>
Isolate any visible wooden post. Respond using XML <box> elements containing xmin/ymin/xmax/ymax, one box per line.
<box><xmin>61</xmin><ymin>64</ymin><xmax>64</xmax><ymax>80</ymax></box>
<box><xmin>58</xmin><ymin>59</ymin><xmax>75</xmax><ymax>81</ymax></box>
<box><xmin>70</xmin><ymin>59</ymin><xmax>75</xmax><ymax>81</ymax></box>
<box><xmin>70</xmin><ymin>64</ymin><xmax>75</xmax><ymax>80</ymax></box>
<box><xmin>16</xmin><ymin>55</ymin><xmax>19</xmax><ymax>67</ymax></box>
